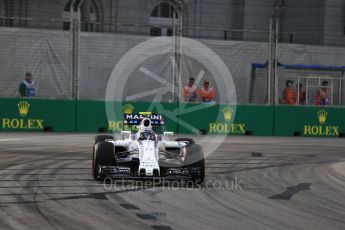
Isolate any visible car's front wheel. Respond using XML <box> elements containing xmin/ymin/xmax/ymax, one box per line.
<box><xmin>92</xmin><ymin>135</ymin><xmax>115</xmax><ymax>179</ymax></box>
<box><xmin>92</xmin><ymin>142</ymin><xmax>115</xmax><ymax>180</ymax></box>
<box><xmin>93</xmin><ymin>135</ymin><xmax>114</xmax><ymax>145</ymax></box>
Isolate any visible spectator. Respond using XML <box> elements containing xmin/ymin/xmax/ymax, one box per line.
<box><xmin>183</xmin><ymin>77</ymin><xmax>197</xmax><ymax>102</ymax></box>
<box><xmin>198</xmin><ymin>80</ymin><xmax>216</xmax><ymax>103</ymax></box>
<box><xmin>282</xmin><ymin>80</ymin><xmax>296</xmax><ymax>105</ymax></box>
<box><xmin>316</xmin><ymin>80</ymin><xmax>330</xmax><ymax>106</ymax></box>
<box><xmin>19</xmin><ymin>72</ymin><xmax>35</xmax><ymax>97</ymax></box>
<box><xmin>298</xmin><ymin>83</ymin><xmax>306</xmax><ymax>105</ymax></box>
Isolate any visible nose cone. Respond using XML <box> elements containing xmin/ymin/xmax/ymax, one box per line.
<box><xmin>146</xmin><ymin>168</ymin><xmax>153</xmax><ymax>176</ymax></box>
<box><xmin>139</xmin><ymin>140</ymin><xmax>160</xmax><ymax>177</ymax></box>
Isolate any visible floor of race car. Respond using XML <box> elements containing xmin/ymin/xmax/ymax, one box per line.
<box><xmin>0</xmin><ymin>133</ymin><xmax>344</xmax><ymax>230</ymax></box>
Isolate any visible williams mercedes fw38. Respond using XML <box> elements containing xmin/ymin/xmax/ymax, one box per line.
<box><xmin>92</xmin><ymin>113</ymin><xmax>205</xmax><ymax>183</ymax></box>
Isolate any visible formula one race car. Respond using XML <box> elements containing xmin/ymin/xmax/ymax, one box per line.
<box><xmin>92</xmin><ymin>113</ymin><xmax>205</xmax><ymax>183</ymax></box>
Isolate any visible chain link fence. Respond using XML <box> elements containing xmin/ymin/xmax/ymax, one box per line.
<box><xmin>250</xmin><ymin>64</ymin><xmax>345</xmax><ymax>106</ymax></box>
<box><xmin>0</xmin><ymin>27</ymin><xmax>71</xmax><ymax>98</ymax></box>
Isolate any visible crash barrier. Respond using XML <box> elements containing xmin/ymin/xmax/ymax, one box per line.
<box><xmin>74</xmin><ymin>101</ymin><xmax>274</xmax><ymax>136</ymax></box>
<box><xmin>0</xmin><ymin>98</ymin><xmax>344</xmax><ymax>137</ymax></box>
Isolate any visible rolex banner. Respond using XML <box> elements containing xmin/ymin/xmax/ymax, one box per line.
<box><xmin>0</xmin><ymin>98</ymin><xmax>76</xmax><ymax>132</ymax></box>
<box><xmin>176</xmin><ymin>104</ymin><xmax>273</xmax><ymax>136</ymax></box>
<box><xmin>274</xmin><ymin>106</ymin><xmax>345</xmax><ymax>137</ymax></box>
<box><xmin>0</xmin><ymin>98</ymin><xmax>344</xmax><ymax>136</ymax></box>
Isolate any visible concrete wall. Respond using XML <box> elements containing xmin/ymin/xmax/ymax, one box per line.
<box><xmin>0</xmin><ymin>0</ymin><xmax>344</xmax><ymax>46</ymax></box>
<box><xmin>241</xmin><ymin>0</ymin><xmax>273</xmax><ymax>42</ymax></box>
<box><xmin>279</xmin><ymin>0</ymin><xmax>326</xmax><ymax>45</ymax></box>
<box><xmin>323</xmin><ymin>0</ymin><xmax>345</xmax><ymax>46</ymax></box>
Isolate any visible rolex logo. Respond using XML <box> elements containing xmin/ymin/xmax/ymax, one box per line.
<box><xmin>317</xmin><ymin>109</ymin><xmax>328</xmax><ymax>125</ymax></box>
<box><xmin>122</xmin><ymin>104</ymin><xmax>134</xmax><ymax>114</ymax></box>
<box><xmin>17</xmin><ymin>101</ymin><xmax>30</xmax><ymax>117</ymax></box>
<box><xmin>222</xmin><ymin>107</ymin><xmax>233</xmax><ymax>121</ymax></box>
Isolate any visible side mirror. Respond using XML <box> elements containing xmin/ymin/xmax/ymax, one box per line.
<box><xmin>163</xmin><ymin>132</ymin><xmax>174</xmax><ymax>141</ymax></box>
<box><xmin>121</xmin><ymin>131</ymin><xmax>132</xmax><ymax>140</ymax></box>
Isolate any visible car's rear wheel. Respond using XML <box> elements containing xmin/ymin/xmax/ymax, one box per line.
<box><xmin>92</xmin><ymin>142</ymin><xmax>115</xmax><ymax>180</ymax></box>
<box><xmin>183</xmin><ymin>144</ymin><xmax>205</xmax><ymax>184</ymax></box>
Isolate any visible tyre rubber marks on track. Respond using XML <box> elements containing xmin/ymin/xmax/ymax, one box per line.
<box><xmin>119</xmin><ymin>202</ymin><xmax>171</xmax><ymax>230</ymax></box>
<box><xmin>120</xmin><ymin>203</ymin><xmax>140</xmax><ymax>210</ymax></box>
<box><xmin>251</xmin><ymin>152</ymin><xmax>263</xmax><ymax>157</ymax></box>
<box><xmin>46</xmin><ymin>189</ymin><xmax>173</xmax><ymax>229</ymax></box>
<box><xmin>269</xmin><ymin>183</ymin><xmax>312</xmax><ymax>200</ymax></box>
<box><xmin>136</xmin><ymin>213</ymin><xmax>157</xmax><ymax>220</ymax></box>
<box><xmin>151</xmin><ymin>226</ymin><xmax>173</xmax><ymax>230</ymax></box>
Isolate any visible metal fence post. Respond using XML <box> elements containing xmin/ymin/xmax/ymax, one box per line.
<box><xmin>70</xmin><ymin>0</ymin><xmax>85</xmax><ymax>100</ymax></box>
<box><xmin>71</xmin><ymin>13</ymin><xmax>79</xmax><ymax>100</ymax></box>
<box><xmin>274</xmin><ymin>18</ymin><xmax>279</xmax><ymax>105</ymax></box>
<box><xmin>267</xmin><ymin>18</ymin><xmax>273</xmax><ymax>105</ymax></box>
<box><xmin>177</xmin><ymin>3</ymin><xmax>183</xmax><ymax>103</ymax></box>
<box><xmin>172</xmin><ymin>10</ymin><xmax>177</xmax><ymax>101</ymax></box>
<box><xmin>70</xmin><ymin>0</ymin><xmax>77</xmax><ymax>100</ymax></box>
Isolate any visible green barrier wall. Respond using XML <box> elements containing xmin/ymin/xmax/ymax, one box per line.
<box><xmin>76</xmin><ymin>102</ymin><xmax>273</xmax><ymax>136</ymax></box>
<box><xmin>76</xmin><ymin>101</ymin><xmax>178</xmax><ymax>133</ymax></box>
<box><xmin>0</xmin><ymin>98</ymin><xmax>76</xmax><ymax>132</ymax></box>
<box><xmin>274</xmin><ymin>106</ymin><xmax>345</xmax><ymax>137</ymax></box>
<box><xmin>177</xmin><ymin>104</ymin><xmax>273</xmax><ymax>136</ymax></box>
<box><xmin>0</xmin><ymin>98</ymin><xmax>344</xmax><ymax>137</ymax></box>
<box><xmin>76</xmin><ymin>100</ymin><xmax>108</xmax><ymax>132</ymax></box>
<box><xmin>233</xmin><ymin>105</ymin><xmax>273</xmax><ymax>136</ymax></box>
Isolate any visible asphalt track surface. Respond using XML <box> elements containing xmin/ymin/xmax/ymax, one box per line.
<box><xmin>0</xmin><ymin>133</ymin><xmax>344</xmax><ymax>230</ymax></box>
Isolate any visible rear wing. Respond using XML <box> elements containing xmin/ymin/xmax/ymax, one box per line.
<box><xmin>123</xmin><ymin>113</ymin><xmax>165</xmax><ymax>126</ymax></box>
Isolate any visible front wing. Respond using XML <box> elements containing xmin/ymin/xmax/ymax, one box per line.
<box><xmin>95</xmin><ymin>165</ymin><xmax>202</xmax><ymax>181</ymax></box>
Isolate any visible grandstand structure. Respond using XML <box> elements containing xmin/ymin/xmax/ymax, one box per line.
<box><xmin>0</xmin><ymin>0</ymin><xmax>344</xmax><ymax>105</ymax></box>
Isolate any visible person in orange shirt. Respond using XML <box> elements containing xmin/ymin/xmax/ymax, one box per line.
<box><xmin>316</xmin><ymin>81</ymin><xmax>330</xmax><ymax>106</ymax></box>
<box><xmin>282</xmin><ymin>80</ymin><xmax>296</xmax><ymax>105</ymax></box>
<box><xmin>198</xmin><ymin>80</ymin><xmax>216</xmax><ymax>103</ymax></box>
<box><xmin>298</xmin><ymin>83</ymin><xmax>306</xmax><ymax>105</ymax></box>
<box><xmin>183</xmin><ymin>77</ymin><xmax>197</xmax><ymax>102</ymax></box>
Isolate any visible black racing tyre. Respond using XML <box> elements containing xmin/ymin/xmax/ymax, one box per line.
<box><xmin>92</xmin><ymin>142</ymin><xmax>115</xmax><ymax>180</ymax></box>
<box><xmin>175</xmin><ymin>138</ymin><xmax>195</xmax><ymax>147</ymax></box>
<box><xmin>94</xmin><ymin>135</ymin><xmax>114</xmax><ymax>144</ymax></box>
<box><xmin>92</xmin><ymin>135</ymin><xmax>114</xmax><ymax>179</ymax></box>
<box><xmin>183</xmin><ymin>144</ymin><xmax>205</xmax><ymax>183</ymax></box>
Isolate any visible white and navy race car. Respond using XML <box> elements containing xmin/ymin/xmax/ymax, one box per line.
<box><xmin>92</xmin><ymin>113</ymin><xmax>205</xmax><ymax>183</ymax></box>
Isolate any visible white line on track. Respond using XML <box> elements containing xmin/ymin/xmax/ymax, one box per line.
<box><xmin>0</xmin><ymin>138</ymin><xmax>25</xmax><ymax>142</ymax></box>
<box><xmin>0</xmin><ymin>134</ymin><xmax>92</xmax><ymax>142</ymax></box>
